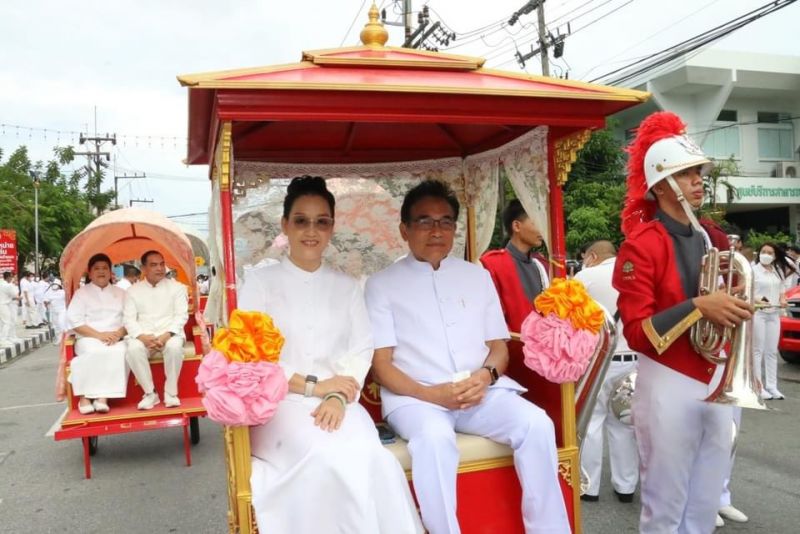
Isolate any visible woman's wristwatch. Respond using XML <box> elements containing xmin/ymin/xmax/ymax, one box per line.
<box><xmin>304</xmin><ymin>375</ymin><xmax>318</xmax><ymax>397</ymax></box>
<box><xmin>482</xmin><ymin>365</ymin><xmax>499</xmax><ymax>386</ymax></box>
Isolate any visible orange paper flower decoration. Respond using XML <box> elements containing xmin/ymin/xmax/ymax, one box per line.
<box><xmin>534</xmin><ymin>278</ymin><xmax>605</xmax><ymax>334</ymax></box>
<box><xmin>213</xmin><ymin>310</ymin><xmax>284</xmax><ymax>364</ymax></box>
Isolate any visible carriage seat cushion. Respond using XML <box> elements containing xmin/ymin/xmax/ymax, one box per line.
<box><xmin>383</xmin><ymin>432</ymin><xmax>513</xmax><ymax>471</ymax></box>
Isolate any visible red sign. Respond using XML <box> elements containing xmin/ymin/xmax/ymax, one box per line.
<box><xmin>0</xmin><ymin>230</ymin><xmax>18</xmax><ymax>276</ymax></box>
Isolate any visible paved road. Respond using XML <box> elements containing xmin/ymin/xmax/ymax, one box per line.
<box><xmin>2</xmin><ymin>346</ymin><xmax>799</xmax><ymax>533</ymax></box>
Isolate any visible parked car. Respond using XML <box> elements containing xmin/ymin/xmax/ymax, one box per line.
<box><xmin>778</xmin><ymin>285</ymin><xmax>800</xmax><ymax>364</ymax></box>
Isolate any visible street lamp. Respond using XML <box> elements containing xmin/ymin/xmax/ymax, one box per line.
<box><xmin>29</xmin><ymin>171</ymin><xmax>40</xmax><ymax>278</ymax></box>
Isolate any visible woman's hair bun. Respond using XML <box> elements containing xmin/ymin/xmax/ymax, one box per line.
<box><xmin>283</xmin><ymin>175</ymin><xmax>335</xmax><ymax>218</ymax></box>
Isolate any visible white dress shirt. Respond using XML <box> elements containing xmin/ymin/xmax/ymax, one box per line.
<box><xmin>365</xmin><ymin>254</ymin><xmax>523</xmax><ymax>417</ymax></box>
<box><xmin>67</xmin><ymin>282</ymin><xmax>126</xmax><ymax>335</ymax></box>
<box><xmin>574</xmin><ymin>256</ymin><xmax>633</xmax><ymax>353</ymax></box>
<box><xmin>0</xmin><ymin>280</ymin><xmax>17</xmax><ymax>306</ymax></box>
<box><xmin>20</xmin><ymin>278</ymin><xmax>33</xmax><ymax>303</ymax></box>
<box><xmin>237</xmin><ymin>257</ymin><xmax>373</xmax><ymax>388</ymax></box>
<box><xmin>115</xmin><ymin>278</ymin><xmax>132</xmax><ymax>291</ymax></box>
<box><xmin>123</xmin><ymin>277</ymin><xmax>188</xmax><ymax>339</ymax></box>
<box><xmin>753</xmin><ymin>262</ymin><xmax>789</xmax><ymax>315</ymax></box>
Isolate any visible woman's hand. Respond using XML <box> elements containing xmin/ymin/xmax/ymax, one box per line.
<box><xmin>314</xmin><ymin>375</ymin><xmax>360</xmax><ymax>402</ymax></box>
<box><xmin>98</xmin><ymin>331</ymin><xmax>120</xmax><ymax>345</ymax></box>
<box><xmin>311</xmin><ymin>398</ymin><xmax>345</xmax><ymax>432</ymax></box>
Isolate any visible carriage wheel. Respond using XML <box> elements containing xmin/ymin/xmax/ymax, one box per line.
<box><xmin>190</xmin><ymin>417</ymin><xmax>200</xmax><ymax>445</ymax></box>
<box><xmin>88</xmin><ymin>436</ymin><xmax>99</xmax><ymax>456</ymax></box>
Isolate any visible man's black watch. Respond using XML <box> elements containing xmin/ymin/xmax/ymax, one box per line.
<box><xmin>482</xmin><ymin>365</ymin><xmax>499</xmax><ymax>386</ymax></box>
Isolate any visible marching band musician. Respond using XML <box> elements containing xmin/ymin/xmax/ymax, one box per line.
<box><xmin>574</xmin><ymin>240</ymin><xmax>639</xmax><ymax>504</ymax></box>
<box><xmin>612</xmin><ymin>111</ymin><xmax>753</xmax><ymax>533</ymax></box>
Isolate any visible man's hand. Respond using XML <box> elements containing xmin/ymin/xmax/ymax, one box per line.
<box><xmin>154</xmin><ymin>332</ymin><xmax>172</xmax><ymax>349</ymax></box>
<box><xmin>137</xmin><ymin>334</ymin><xmax>159</xmax><ymax>351</ymax></box>
<box><xmin>311</xmin><ymin>398</ymin><xmax>345</xmax><ymax>432</ymax></box>
<box><xmin>425</xmin><ymin>372</ymin><xmax>490</xmax><ymax>410</ymax></box>
<box><xmin>314</xmin><ymin>375</ymin><xmax>360</xmax><ymax>402</ymax></box>
<box><xmin>693</xmin><ymin>288</ymin><xmax>753</xmax><ymax>328</ymax></box>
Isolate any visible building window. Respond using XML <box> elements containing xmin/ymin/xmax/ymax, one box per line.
<box><xmin>717</xmin><ymin>109</ymin><xmax>738</xmax><ymax>122</ymax></box>
<box><xmin>703</xmin><ymin>125</ymin><xmax>740</xmax><ymax>158</ymax></box>
<box><xmin>757</xmin><ymin>111</ymin><xmax>795</xmax><ymax>161</ymax></box>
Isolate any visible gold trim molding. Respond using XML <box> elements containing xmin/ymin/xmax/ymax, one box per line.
<box><xmin>218</xmin><ymin>122</ymin><xmax>233</xmax><ymax>192</ymax></box>
<box><xmin>554</xmin><ymin>129</ymin><xmax>592</xmax><ymax>186</ymax></box>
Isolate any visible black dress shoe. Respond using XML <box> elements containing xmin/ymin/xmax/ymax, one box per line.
<box><xmin>614</xmin><ymin>490</ymin><xmax>635</xmax><ymax>503</ymax></box>
<box><xmin>580</xmin><ymin>494</ymin><xmax>599</xmax><ymax>502</ymax></box>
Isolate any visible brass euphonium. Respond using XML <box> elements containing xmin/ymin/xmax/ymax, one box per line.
<box><xmin>690</xmin><ymin>246</ymin><xmax>766</xmax><ymax>410</ymax></box>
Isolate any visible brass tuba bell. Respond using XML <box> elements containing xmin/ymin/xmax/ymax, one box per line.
<box><xmin>690</xmin><ymin>246</ymin><xmax>766</xmax><ymax>410</ymax></box>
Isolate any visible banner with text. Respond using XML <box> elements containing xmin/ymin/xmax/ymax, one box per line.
<box><xmin>0</xmin><ymin>230</ymin><xmax>18</xmax><ymax>276</ymax></box>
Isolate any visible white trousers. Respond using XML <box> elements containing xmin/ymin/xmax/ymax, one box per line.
<box><xmin>753</xmin><ymin>311</ymin><xmax>781</xmax><ymax>394</ymax></box>
<box><xmin>49</xmin><ymin>306</ymin><xmax>66</xmax><ymax>342</ymax></box>
<box><xmin>719</xmin><ymin>407</ymin><xmax>742</xmax><ymax>508</ymax></box>
<box><xmin>387</xmin><ymin>388</ymin><xmax>570</xmax><ymax>534</ymax></box>
<box><xmin>69</xmin><ymin>338</ymin><xmax>129</xmax><ymax>398</ymax></box>
<box><xmin>633</xmin><ymin>356</ymin><xmax>732</xmax><ymax>534</ymax></box>
<box><xmin>250</xmin><ymin>396</ymin><xmax>424</xmax><ymax>534</ymax></box>
<box><xmin>125</xmin><ymin>336</ymin><xmax>184</xmax><ymax>396</ymax></box>
<box><xmin>580</xmin><ymin>359</ymin><xmax>639</xmax><ymax>496</ymax></box>
<box><xmin>0</xmin><ymin>302</ymin><xmax>12</xmax><ymax>342</ymax></box>
<box><xmin>23</xmin><ymin>300</ymin><xmax>41</xmax><ymax>325</ymax></box>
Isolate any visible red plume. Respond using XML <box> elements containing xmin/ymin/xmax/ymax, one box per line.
<box><xmin>621</xmin><ymin>111</ymin><xmax>686</xmax><ymax>235</ymax></box>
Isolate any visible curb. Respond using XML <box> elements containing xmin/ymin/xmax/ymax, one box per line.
<box><xmin>0</xmin><ymin>327</ymin><xmax>54</xmax><ymax>365</ymax></box>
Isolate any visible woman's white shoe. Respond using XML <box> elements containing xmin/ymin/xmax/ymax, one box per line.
<box><xmin>78</xmin><ymin>402</ymin><xmax>95</xmax><ymax>415</ymax></box>
<box><xmin>719</xmin><ymin>505</ymin><xmax>748</xmax><ymax>522</ymax></box>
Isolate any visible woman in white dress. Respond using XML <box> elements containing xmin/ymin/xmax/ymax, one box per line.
<box><xmin>44</xmin><ymin>282</ymin><xmax>67</xmax><ymax>345</ymax></box>
<box><xmin>238</xmin><ymin>176</ymin><xmax>423</xmax><ymax>534</ymax></box>
<box><xmin>752</xmin><ymin>242</ymin><xmax>791</xmax><ymax>400</ymax></box>
<box><xmin>66</xmin><ymin>253</ymin><xmax>128</xmax><ymax>414</ymax></box>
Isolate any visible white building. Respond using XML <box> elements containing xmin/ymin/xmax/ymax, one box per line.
<box><xmin>611</xmin><ymin>49</ymin><xmax>800</xmax><ymax>240</ymax></box>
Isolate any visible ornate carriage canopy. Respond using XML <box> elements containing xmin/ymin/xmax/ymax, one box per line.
<box><xmin>179</xmin><ymin>6</ymin><xmax>648</xmax><ymax>324</ymax></box>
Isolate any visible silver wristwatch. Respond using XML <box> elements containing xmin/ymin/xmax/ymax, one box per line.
<box><xmin>304</xmin><ymin>375</ymin><xmax>318</xmax><ymax>397</ymax></box>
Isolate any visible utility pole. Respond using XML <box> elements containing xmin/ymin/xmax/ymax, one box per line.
<box><xmin>536</xmin><ymin>1</ymin><xmax>550</xmax><ymax>76</ymax></box>
<box><xmin>403</xmin><ymin>0</ymin><xmax>412</xmax><ymax>43</ymax></box>
<box><xmin>114</xmin><ymin>172</ymin><xmax>146</xmax><ymax>209</ymax></box>
<box><xmin>74</xmin><ymin>132</ymin><xmax>116</xmax><ymax>214</ymax></box>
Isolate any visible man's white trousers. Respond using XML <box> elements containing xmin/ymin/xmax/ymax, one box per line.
<box><xmin>633</xmin><ymin>355</ymin><xmax>732</xmax><ymax>534</ymax></box>
<box><xmin>580</xmin><ymin>359</ymin><xmax>639</xmax><ymax>496</ymax></box>
<box><xmin>387</xmin><ymin>388</ymin><xmax>570</xmax><ymax>534</ymax></box>
<box><xmin>753</xmin><ymin>311</ymin><xmax>781</xmax><ymax>394</ymax></box>
<box><xmin>125</xmin><ymin>336</ymin><xmax>184</xmax><ymax>396</ymax></box>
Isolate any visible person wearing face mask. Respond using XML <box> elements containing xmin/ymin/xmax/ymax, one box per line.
<box><xmin>752</xmin><ymin>242</ymin><xmax>791</xmax><ymax>400</ymax></box>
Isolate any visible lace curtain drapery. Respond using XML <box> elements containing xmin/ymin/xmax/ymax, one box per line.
<box><xmin>205</xmin><ymin>126</ymin><xmax>550</xmax><ymax>325</ymax></box>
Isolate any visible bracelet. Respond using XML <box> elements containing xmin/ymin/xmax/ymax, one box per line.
<box><xmin>323</xmin><ymin>392</ymin><xmax>347</xmax><ymax>408</ymax></box>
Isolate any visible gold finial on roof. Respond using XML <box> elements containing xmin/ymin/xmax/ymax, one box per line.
<box><xmin>360</xmin><ymin>2</ymin><xmax>388</xmax><ymax>48</ymax></box>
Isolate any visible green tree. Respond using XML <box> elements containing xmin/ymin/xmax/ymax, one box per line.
<box><xmin>0</xmin><ymin>145</ymin><xmax>97</xmax><ymax>274</ymax></box>
<box><xmin>563</xmin><ymin>121</ymin><xmax>627</xmax><ymax>254</ymax></box>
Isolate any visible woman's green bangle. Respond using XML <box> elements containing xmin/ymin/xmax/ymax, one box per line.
<box><xmin>323</xmin><ymin>392</ymin><xmax>347</xmax><ymax>408</ymax></box>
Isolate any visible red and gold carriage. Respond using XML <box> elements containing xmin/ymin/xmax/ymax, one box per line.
<box><xmin>180</xmin><ymin>6</ymin><xmax>646</xmax><ymax>532</ymax></box>
<box><xmin>53</xmin><ymin>208</ymin><xmax>209</xmax><ymax>478</ymax></box>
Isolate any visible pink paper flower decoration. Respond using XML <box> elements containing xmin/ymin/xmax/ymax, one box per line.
<box><xmin>520</xmin><ymin>311</ymin><xmax>599</xmax><ymax>384</ymax></box>
<box><xmin>196</xmin><ymin>350</ymin><xmax>288</xmax><ymax>426</ymax></box>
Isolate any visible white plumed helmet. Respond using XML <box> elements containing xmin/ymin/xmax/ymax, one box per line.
<box><xmin>643</xmin><ymin>134</ymin><xmax>713</xmax><ymax>199</ymax></box>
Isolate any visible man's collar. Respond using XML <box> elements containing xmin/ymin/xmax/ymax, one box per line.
<box><xmin>655</xmin><ymin>209</ymin><xmax>694</xmax><ymax>237</ymax></box>
<box><xmin>506</xmin><ymin>242</ymin><xmax>531</xmax><ymax>263</ymax></box>
<box><xmin>402</xmin><ymin>253</ymin><xmax>455</xmax><ymax>272</ymax></box>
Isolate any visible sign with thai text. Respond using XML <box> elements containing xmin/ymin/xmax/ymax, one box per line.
<box><xmin>714</xmin><ymin>177</ymin><xmax>800</xmax><ymax>204</ymax></box>
<box><xmin>0</xmin><ymin>229</ymin><xmax>17</xmax><ymax>275</ymax></box>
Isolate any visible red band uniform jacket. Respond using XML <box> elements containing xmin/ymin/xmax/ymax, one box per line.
<box><xmin>612</xmin><ymin>219</ymin><xmax>729</xmax><ymax>384</ymax></box>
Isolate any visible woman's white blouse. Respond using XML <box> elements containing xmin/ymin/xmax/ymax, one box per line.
<box><xmin>66</xmin><ymin>282</ymin><xmax>126</xmax><ymax>334</ymax></box>
<box><xmin>752</xmin><ymin>262</ymin><xmax>790</xmax><ymax>314</ymax></box>
<box><xmin>237</xmin><ymin>257</ymin><xmax>373</xmax><ymax>388</ymax></box>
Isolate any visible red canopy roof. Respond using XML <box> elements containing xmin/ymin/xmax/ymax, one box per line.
<box><xmin>179</xmin><ymin>16</ymin><xmax>648</xmax><ymax>166</ymax></box>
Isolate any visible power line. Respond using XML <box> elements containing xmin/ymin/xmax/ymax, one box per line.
<box><xmin>340</xmin><ymin>0</ymin><xmax>369</xmax><ymax>46</ymax></box>
<box><xmin>592</xmin><ymin>0</ymin><xmax>797</xmax><ymax>85</ymax></box>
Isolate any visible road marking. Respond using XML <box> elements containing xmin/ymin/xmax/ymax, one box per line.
<box><xmin>0</xmin><ymin>451</ymin><xmax>13</xmax><ymax>465</ymax></box>
<box><xmin>45</xmin><ymin>408</ymin><xmax>68</xmax><ymax>437</ymax></box>
<box><xmin>0</xmin><ymin>401</ymin><xmax>63</xmax><ymax>412</ymax></box>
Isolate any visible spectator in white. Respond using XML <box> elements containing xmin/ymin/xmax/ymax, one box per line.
<box><xmin>752</xmin><ymin>242</ymin><xmax>791</xmax><ymax>400</ymax></box>
<box><xmin>44</xmin><ymin>282</ymin><xmax>67</xmax><ymax>345</ymax></box>
<box><xmin>66</xmin><ymin>253</ymin><xmax>128</xmax><ymax>414</ymax></box>
<box><xmin>574</xmin><ymin>240</ymin><xmax>640</xmax><ymax>503</ymax></box>
<box><xmin>782</xmin><ymin>244</ymin><xmax>800</xmax><ymax>287</ymax></box>
<box><xmin>116</xmin><ymin>264</ymin><xmax>141</xmax><ymax>291</ymax></box>
<box><xmin>0</xmin><ymin>272</ymin><xmax>21</xmax><ymax>347</ymax></box>
<box><xmin>124</xmin><ymin>250</ymin><xmax>189</xmax><ymax>410</ymax></box>
<box><xmin>34</xmin><ymin>275</ymin><xmax>49</xmax><ymax>325</ymax></box>
<box><xmin>365</xmin><ymin>180</ymin><xmax>570</xmax><ymax>534</ymax></box>
<box><xmin>20</xmin><ymin>272</ymin><xmax>42</xmax><ymax>328</ymax></box>
<box><xmin>197</xmin><ymin>274</ymin><xmax>210</xmax><ymax>296</ymax></box>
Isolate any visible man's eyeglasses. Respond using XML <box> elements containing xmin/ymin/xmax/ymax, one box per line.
<box><xmin>289</xmin><ymin>215</ymin><xmax>334</xmax><ymax>231</ymax></box>
<box><xmin>409</xmin><ymin>216</ymin><xmax>456</xmax><ymax>231</ymax></box>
